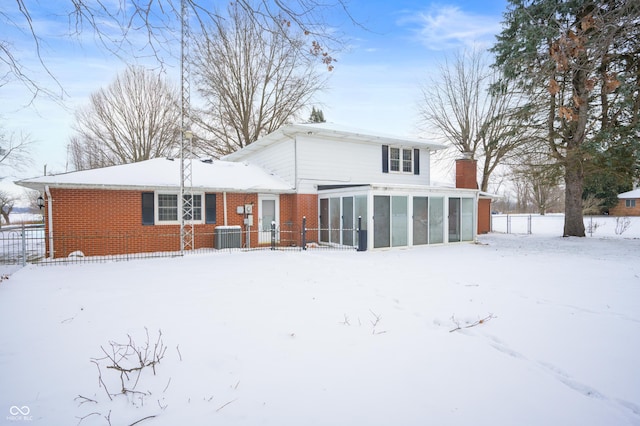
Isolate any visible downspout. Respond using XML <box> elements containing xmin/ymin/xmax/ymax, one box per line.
<box><xmin>474</xmin><ymin>190</ymin><xmax>480</xmax><ymax>243</ymax></box>
<box><xmin>223</xmin><ymin>192</ymin><xmax>228</xmax><ymax>226</ymax></box>
<box><xmin>294</xmin><ymin>136</ymin><xmax>298</xmax><ymax>191</ymax></box>
<box><xmin>45</xmin><ymin>185</ymin><xmax>54</xmax><ymax>259</ymax></box>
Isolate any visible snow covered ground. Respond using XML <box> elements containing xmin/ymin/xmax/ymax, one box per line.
<box><xmin>0</xmin><ymin>221</ymin><xmax>639</xmax><ymax>425</ymax></box>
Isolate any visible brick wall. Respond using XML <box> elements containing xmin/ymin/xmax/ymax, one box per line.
<box><xmin>478</xmin><ymin>198</ymin><xmax>491</xmax><ymax>234</ymax></box>
<box><xmin>43</xmin><ymin>189</ymin><xmax>319</xmax><ymax>258</ymax></box>
<box><xmin>455</xmin><ymin>158</ymin><xmax>478</xmax><ymax>190</ymax></box>
<box><xmin>609</xmin><ymin>199</ymin><xmax>640</xmax><ymax>216</ymax></box>
<box><xmin>221</xmin><ymin>192</ymin><xmax>258</xmax><ymax>247</ymax></box>
<box><xmin>45</xmin><ymin>188</ymin><xmax>218</xmax><ymax>257</ymax></box>
<box><xmin>282</xmin><ymin>194</ymin><xmax>320</xmax><ymax>243</ymax></box>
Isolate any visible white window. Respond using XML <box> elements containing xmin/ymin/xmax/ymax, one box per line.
<box><xmin>182</xmin><ymin>194</ymin><xmax>202</xmax><ymax>221</ymax></box>
<box><xmin>626</xmin><ymin>199</ymin><xmax>636</xmax><ymax>208</ymax></box>
<box><xmin>158</xmin><ymin>194</ymin><xmax>178</xmax><ymax>221</ymax></box>
<box><xmin>389</xmin><ymin>147</ymin><xmax>412</xmax><ymax>173</ymax></box>
<box><xmin>156</xmin><ymin>192</ymin><xmax>203</xmax><ymax>224</ymax></box>
<box><xmin>402</xmin><ymin>149</ymin><xmax>413</xmax><ymax>172</ymax></box>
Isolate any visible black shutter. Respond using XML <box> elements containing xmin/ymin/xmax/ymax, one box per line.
<box><xmin>142</xmin><ymin>192</ymin><xmax>154</xmax><ymax>225</ymax></box>
<box><xmin>205</xmin><ymin>193</ymin><xmax>217</xmax><ymax>224</ymax></box>
<box><xmin>414</xmin><ymin>148</ymin><xmax>420</xmax><ymax>175</ymax></box>
<box><xmin>382</xmin><ymin>145</ymin><xmax>389</xmax><ymax>173</ymax></box>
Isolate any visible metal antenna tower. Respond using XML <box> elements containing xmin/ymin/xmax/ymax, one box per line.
<box><xmin>179</xmin><ymin>0</ymin><xmax>194</xmax><ymax>253</ymax></box>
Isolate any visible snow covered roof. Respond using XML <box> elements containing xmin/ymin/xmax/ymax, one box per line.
<box><xmin>15</xmin><ymin>158</ymin><xmax>294</xmax><ymax>193</ymax></box>
<box><xmin>224</xmin><ymin>122</ymin><xmax>446</xmax><ymax>161</ymax></box>
<box><xmin>617</xmin><ymin>189</ymin><xmax>640</xmax><ymax>199</ymax></box>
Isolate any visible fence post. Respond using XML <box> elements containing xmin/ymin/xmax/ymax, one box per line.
<box><xmin>528</xmin><ymin>214</ymin><xmax>532</xmax><ymax>234</ymax></box>
<box><xmin>21</xmin><ymin>223</ymin><xmax>26</xmax><ymax>267</ymax></box>
<box><xmin>507</xmin><ymin>214</ymin><xmax>511</xmax><ymax>234</ymax></box>
<box><xmin>357</xmin><ymin>216</ymin><xmax>367</xmax><ymax>251</ymax></box>
<box><xmin>302</xmin><ymin>216</ymin><xmax>307</xmax><ymax>250</ymax></box>
<box><xmin>270</xmin><ymin>221</ymin><xmax>276</xmax><ymax>250</ymax></box>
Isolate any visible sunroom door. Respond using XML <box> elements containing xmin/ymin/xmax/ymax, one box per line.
<box><xmin>449</xmin><ymin>198</ymin><xmax>461</xmax><ymax>242</ymax></box>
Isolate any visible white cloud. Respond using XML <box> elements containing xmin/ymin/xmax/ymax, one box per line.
<box><xmin>400</xmin><ymin>5</ymin><xmax>502</xmax><ymax>51</ymax></box>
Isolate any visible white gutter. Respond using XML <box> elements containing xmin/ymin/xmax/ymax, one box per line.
<box><xmin>223</xmin><ymin>192</ymin><xmax>228</xmax><ymax>226</ymax></box>
<box><xmin>45</xmin><ymin>185</ymin><xmax>54</xmax><ymax>260</ymax></box>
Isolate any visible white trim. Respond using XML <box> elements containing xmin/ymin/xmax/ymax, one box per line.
<box><xmin>258</xmin><ymin>194</ymin><xmax>280</xmax><ymax>244</ymax></box>
<box><xmin>223</xmin><ymin>192</ymin><xmax>228</xmax><ymax>226</ymax></box>
<box><xmin>388</xmin><ymin>146</ymin><xmax>414</xmax><ymax>174</ymax></box>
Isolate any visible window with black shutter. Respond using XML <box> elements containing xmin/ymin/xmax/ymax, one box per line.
<box><xmin>205</xmin><ymin>194</ymin><xmax>217</xmax><ymax>224</ymax></box>
<box><xmin>382</xmin><ymin>145</ymin><xmax>389</xmax><ymax>173</ymax></box>
<box><xmin>141</xmin><ymin>192</ymin><xmax>154</xmax><ymax>225</ymax></box>
<box><xmin>414</xmin><ymin>148</ymin><xmax>420</xmax><ymax>175</ymax></box>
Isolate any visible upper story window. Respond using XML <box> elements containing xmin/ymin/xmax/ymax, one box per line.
<box><xmin>402</xmin><ymin>149</ymin><xmax>413</xmax><ymax>172</ymax></box>
<box><xmin>383</xmin><ymin>145</ymin><xmax>419</xmax><ymax>175</ymax></box>
<box><xmin>389</xmin><ymin>147</ymin><xmax>412</xmax><ymax>172</ymax></box>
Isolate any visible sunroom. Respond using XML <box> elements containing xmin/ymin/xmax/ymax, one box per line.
<box><xmin>317</xmin><ymin>184</ymin><xmax>479</xmax><ymax>250</ymax></box>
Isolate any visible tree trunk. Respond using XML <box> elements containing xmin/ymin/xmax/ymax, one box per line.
<box><xmin>1</xmin><ymin>212</ymin><xmax>10</xmax><ymax>227</ymax></box>
<box><xmin>479</xmin><ymin>159</ymin><xmax>491</xmax><ymax>193</ymax></box>
<box><xmin>563</xmin><ymin>155</ymin><xmax>585</xmax><ymax>237</ymax></box>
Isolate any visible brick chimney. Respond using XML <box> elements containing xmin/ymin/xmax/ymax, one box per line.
<box><xmin>455</xmin><ymin>153</ymin><xmax>478</xmax><ymax>189</ymax></box>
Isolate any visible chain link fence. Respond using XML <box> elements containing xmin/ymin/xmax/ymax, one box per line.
<box><xmin>490</xmin><ymin>214</ymin><xmax>637</xmax><ymax>237</ymax></box>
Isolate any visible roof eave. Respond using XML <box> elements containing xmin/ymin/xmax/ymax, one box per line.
<box><xmin>15</xmin><ymin>181</ymin><xmax>295</xmax><ymax>194</ymax></box>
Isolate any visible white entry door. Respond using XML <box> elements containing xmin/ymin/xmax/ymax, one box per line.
<box><xmin>258</xmin><ymin>194</ymin><xmax>279</xmax><ymax>244</ymax></box>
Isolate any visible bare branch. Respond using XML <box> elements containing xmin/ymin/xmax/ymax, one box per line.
<box><xmin>3</xmin><ymin>0</ymin><xmax>352</xmax><ymax>103</ymax></box>
<box><xmin>216</xmin><ymin>398</ymin><xmax>238</xmax><ymax>413</ymax></box>
<box><xmin>449</xmin><ymin>314</ymin><xmax>496</xmax><ymax>333</ymax></box>
<box><xmin>0</xmin><ymin>126</ymin><xmax>34</xmax><ymax>172</ymax></box>
<box><xmin>128</xmin><ymin>415</ymin><xmax>157</xmax><ymax>426</ymax></box>
<box><xmin>89</xmin><ymin>359</ymin><xmax>112</xmax><ymax>401</ymax></box>
<box><xmin>76</xmin><ymin>411</ymin><xmax>101</xmax><ymax>425</ymax></box>
<box><xmin>74</xmin><ymin>395</ymin><xmax>98</xmax><ymax>406</ymax></box>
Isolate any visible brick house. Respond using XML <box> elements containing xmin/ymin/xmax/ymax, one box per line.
<box><xmin>609</xmin><ymin>189</ymin><xmax>640</xmax><ymax>216</ymax></box>
<box><xmin>17</xmin><ymin>123</ymin><xmax>489</xmax><ymax>258</ymax></box>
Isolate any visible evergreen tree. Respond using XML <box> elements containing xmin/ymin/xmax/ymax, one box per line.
<box><xmin>309</xmin><ymin>107</ymin><xmax>326</xmax><ymax>123</ymax></box>
<box><xmin>582</xmin><ymin>140</ymin><xmax>639</xmax><ymax>213</ymax></box>
<box><xmin>492</xmin><ymin>0</ymin><xmax>640</xmax><ymax>236</ymax></box>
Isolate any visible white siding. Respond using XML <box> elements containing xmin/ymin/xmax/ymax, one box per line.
<box><xmin>239</xmin><ymin>139</ymin><xmax>296</xmax><ymax>187</ymax></box>
<box><xmin>230</xmin><ymin>132</ymin><xmax>433</xmax><ymax>194</ymax></box>
<box><xmin>295</xmin><ymin>134</ymin><xmax>431</xmax><ymax>193</ymax></box>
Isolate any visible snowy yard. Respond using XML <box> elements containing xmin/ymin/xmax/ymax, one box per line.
<box><xmin>1</xmin><ymin>230</ymin><xmax>639</xmax><ymax>425</ymax></box>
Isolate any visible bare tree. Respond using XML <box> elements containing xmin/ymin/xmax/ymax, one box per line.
<box><xmin>512</xmin><ymin>153</ymin><xmax>564</xmax><ymax>215</ymax></box>
<box><xmin>0</xmin><ymin>125</ymin><xmax>33</xmax><ymax>173</ymax></box>
<box><xmin>69</xmin><ymin>66</ymin><xmax>181</xmax><ymax>169</ymax></box>
<box><xmin>419</xmin><ymin>49</ymin><xmax>531</xmax><ymax>192</ymax></box>
<box><xmin>192</xmin><ymin>3</ymin><xmax>327</xmax><ymax>156</ymax></box>
<box><xmin>25</xmin><ymin>188</ymin><xmax>43</xmax><ymax>214</ymax></box>
<box><xmin>0</xmin><ymin>189</ymin><xmax>17</xmax><ymax>226</ymax></box>
<box><xmin>511</xmin><ymin>174</ymin><xmax>531</xmax><ymax>213</ymax></box>
<box><xmin>2</xmin><ymin>0</ymin><xmax>346</xmax><ymax>104</ymax></box>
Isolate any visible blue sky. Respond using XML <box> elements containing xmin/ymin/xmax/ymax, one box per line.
<box><xmin>1</xmin><ymin>0</ymin><xmax>507</xmax><ymax>179</ymax></box>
